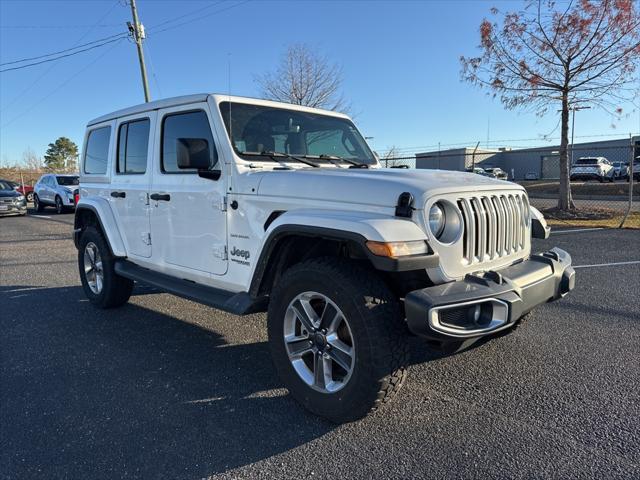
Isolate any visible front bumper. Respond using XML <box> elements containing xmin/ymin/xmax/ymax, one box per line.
<box><xmin>0</xmin><ymin>202</ymin><xmax>27</xmax><ymax>216</ymax></box>
<box><xmin>405</xmin><ymin>248</ymin><xmax>575</xmax><ymax>340</ymax></box>
<box><xmin>62</xmin><ymin>195</ymin><xmax>76</xmax><ymax>207</ymax></box>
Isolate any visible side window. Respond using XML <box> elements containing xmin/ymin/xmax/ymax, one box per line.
<box><xmin>84</xmin><ymin>126</ymin><xmax>111</xmax><ymax>175</ymax></box>
<box><xmin>117</xmin><ymin>119</ymin><xmax>150</xmax><ymax>174</ymax></box>
<box><xmin>161</xmin><ymin>110</ymin><xmax>217</xmax><ymax>173</ymax></box>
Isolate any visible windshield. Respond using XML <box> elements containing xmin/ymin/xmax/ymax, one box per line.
<box><xmin>0</xmin><ymin>180</ymin><xmax>13</xmax><ymax>191</ymax></box>
<box><xmin>56</xmin><ymin>176</ymin><xmax>79</xmax><ymax>186</ymax></box>
<box><xmin>219</xmin><ymin>102</ymin><xmax>376</xmax><ymax>165</ymax></box>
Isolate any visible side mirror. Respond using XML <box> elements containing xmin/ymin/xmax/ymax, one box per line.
<box><xmin>176</xmin><ymin>138</ymin><xmax>213</xmax><ymax>170</ymax></box>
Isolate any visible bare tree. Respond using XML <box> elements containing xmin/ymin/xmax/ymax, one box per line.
<box><xmin>22</xmin><ymin>148</ymin><xmax>42</xmax><ymax>171</ymax></box>
<box><xmin>382</xmin><ymin>146</ymin><xmax>403</xmax><ymax>167</ymax></box>
<box><xmin>256</xmin><ymin>44</ymin><xmax>349</xmax><ymax>112</ymax></box>
<box><xmin>461</xmin><ymin>0</ymin><xmax>640</xmax><ymax>210</ymax></box>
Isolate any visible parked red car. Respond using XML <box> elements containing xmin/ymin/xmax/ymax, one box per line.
<box><xmin>1</xmin><ymin>179</ymin><xmax>34</xmax><ymax>203</ymax></box>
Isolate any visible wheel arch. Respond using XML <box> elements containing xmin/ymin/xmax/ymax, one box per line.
<box><xmin>74</xmin><ymin>199</ymin><xmax>126</xmax><ymax>257</ymax></box>
<box><xmin>249</xmin><ymin>210</ymin><xmax>436</xmax><ymax>299</ymax></box>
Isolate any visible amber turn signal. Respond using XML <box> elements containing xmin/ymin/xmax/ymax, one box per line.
<box><xmin>365</xmin><ymin>240</ymin><xmax>429</xmax><ymax>258</ymax></box>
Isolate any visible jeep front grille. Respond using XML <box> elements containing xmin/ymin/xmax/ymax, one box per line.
<box><xmin>457</xmin><ymin>193</ymin><xmax>529</xmax><ymax>264</ymax></box>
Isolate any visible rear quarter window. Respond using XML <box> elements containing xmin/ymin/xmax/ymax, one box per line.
<box><xmin>84</xmin><ymin>126</ymin><xmax>111</xmax><ymax>174</ymax></box>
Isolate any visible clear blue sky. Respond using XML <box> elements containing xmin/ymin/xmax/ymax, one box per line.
<box><xmin>1</xmin><ymin>0</ymin><xmax>638</xmax><ymax>164</ymax></box>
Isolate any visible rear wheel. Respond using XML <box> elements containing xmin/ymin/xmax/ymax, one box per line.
<box><xmin>33</xmin><ymin>194</ymin><xmax>44</xmax><ymax>212</ymax></box>
<box><xmin>267</xmin><ymin>257</ymin><xmax>409</xmax><ymax>423</ymax></box>
<box><xmin>78</xmin><ymin>226</ymin><xmax>133</xmax><ymax>309</ymax></box>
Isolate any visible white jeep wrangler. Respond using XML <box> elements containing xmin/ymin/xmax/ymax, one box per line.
<box><xmin>74</xmin><ymin>94</ymin><xmax>575</xmax><ymax>422</ymax></box>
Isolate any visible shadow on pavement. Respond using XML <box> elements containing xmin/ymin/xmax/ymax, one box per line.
<box><xmin>0</xmin><ymin>285</ymin><xmax>335</xmax><ymax>478</ymax></box>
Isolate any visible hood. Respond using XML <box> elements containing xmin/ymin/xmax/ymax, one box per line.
<box><xmin>255</xmin><ymin>168</ymin><xmax>524</xmax><ymax>209</ymax></box>
<box><xmin>0</xmin><ymin>189</ymin><xmax>20</xmax><ymax>198</ymax></box>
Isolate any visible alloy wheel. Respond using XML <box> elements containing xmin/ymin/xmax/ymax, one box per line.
<box><xmin>83</xmin><ymin>242</ymin><xmax>104</xmax><ymax>294</ymax></box>
<box><xmin>283</xmin><ymin>291</ymin><xmax>355</xmax><ymax>393</ymax></box>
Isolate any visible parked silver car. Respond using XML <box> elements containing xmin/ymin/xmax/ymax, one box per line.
<box><xmin>33</xmin><ymin>174</ymin><xmax>79</xmax><ymax>214</ymax></box>
<box><xmin>0</xmin><ymin>179</ymin><xmax>27</xmax><ymax>217</ymax></box>
<box><xmin>484</xmin><ymin>167</ymin><xmax>508</xmax><ymax>180</ymax></box>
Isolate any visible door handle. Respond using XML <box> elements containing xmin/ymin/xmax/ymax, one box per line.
<box><xmin>150</xmin><ymin>193</ymin><xmax>170</xmax><ymax>202</ymax></box>
<box><xmin>110</xmin><ymin>191</ymin><xmax>126</xmax><ymax>198</ymax></box>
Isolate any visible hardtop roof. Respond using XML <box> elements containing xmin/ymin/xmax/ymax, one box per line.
<box><xmin>87</xmin><ymin>93</ymin><xmax>350</xmax><ymax>126</ymax></box>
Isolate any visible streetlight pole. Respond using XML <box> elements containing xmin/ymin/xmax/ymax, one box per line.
<box><xmin>569</xmin><ymin>105</ymin><xmax>591</xmax><ymax>165</ymax></box>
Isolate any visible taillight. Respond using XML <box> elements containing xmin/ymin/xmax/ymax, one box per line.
<box><xmin>74</xmin><ymin>192</ymin><xmax>80</xmax><ymax>204</ymax></box>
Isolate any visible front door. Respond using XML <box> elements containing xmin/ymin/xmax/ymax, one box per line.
<box><xmin>109</xmin><ymin>113</ymin><xmax>154</xmax><ymax>258</ymax></box>
<box><xmin>149</xmin><ymin>104</ymin><xmax>228</xmax><ymax>276</ymax></box>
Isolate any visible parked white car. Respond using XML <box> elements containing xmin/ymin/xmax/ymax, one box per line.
<box><xmin>611</xmin><ymin>161</ymin><xmax>629</xmax><ymax>179</ymax></box>
<box><xmin>73</xmin><ymin>94</ymin><xmax>575</xmax><ymax>422</ymax></box>
<box><xmin>34</xmin><ymin>174</ymin><xmax>79</xmax><ymax>213</ymax></box>
<box><xmin>570</xmin><ymin>157</ymin><xmax>614</xmax><ymax>182</ymax></box>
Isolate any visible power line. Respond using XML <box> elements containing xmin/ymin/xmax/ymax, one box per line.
<box><xmin>0</xmin><ymin>36</ymin><xmax>128</xmax><ymax>73</ymax></box>
<box><xmin>149</xmin><ymin>0</ymin><xmax>224</xmax><ymax>30</ymax></box>
<box><xmin>147</xmin><ymin>0</ymin><xmax>252</xmax><ymax>36</ymax></box>
<box><xmin>0</xmin><ymin>32</ymin><xmax>127</xmax><ymax>66</ymax></box>
<box><xmin>1</xmin><ymin>39</ymin><xmax>126</xmax><ymax>130</ymax></box>
<box><xmin>0</xmin><ymin>24</ymin><xmax>121</xmax><ymax>30</ymax></box>
<box><xmin>0</xmin><ymin>0</ymin><xmax>122</xmax><ymax>113</ymax></box>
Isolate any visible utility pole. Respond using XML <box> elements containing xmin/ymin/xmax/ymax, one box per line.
<box><xmin>127</xmin><ymin>0</ymin><xmax>151</xmax><ymax>102</ymax></box>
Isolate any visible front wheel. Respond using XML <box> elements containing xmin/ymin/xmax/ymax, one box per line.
<box><xmin>267</xmin><ymin>258</ymin><xmax>409</xmax><ymax>423</ymax></box>
<box><xmin>78</xmin><ymin>226</ymin><xmax>133</xmax><ymax>309</ymax></box>
<box><xmin>54</xmin><ymin>196</ymin><xmax>64</xmax><ymax>214</ymax></box>
<box><xmin>26</xmin><ymin>192</ymin><xmax>34</xmax><ymax>203</ymax></box>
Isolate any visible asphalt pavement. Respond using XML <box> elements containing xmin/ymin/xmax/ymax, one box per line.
<box><xmin>1</xmin><ymin>211</ymin><xmax>639</xmax><ymax>479</ymax></box>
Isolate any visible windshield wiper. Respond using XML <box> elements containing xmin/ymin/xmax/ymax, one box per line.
<box><xmin>240</xmin><ymin>150</ymin><xmax>320</xmax><ymax>168</ymax></box>
<box><xmin>317</xmin><ymin>154</ymin><xmax>369</xmax><ymax>168</ymax></box>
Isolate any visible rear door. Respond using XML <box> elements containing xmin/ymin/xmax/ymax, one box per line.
<box><xmin>149</xmin><ymin>104</ymin><xmax>228</xmax><ymax>277</ymax></box>
<box><xmin>108</xmin><ymin>113</ymin><xmax>155</xmax><ymax>258</ymax></box>
<box><xmin>42</xmin><ymin>176</ymin><xmax>54</xmax><ymax>203</ymax></box>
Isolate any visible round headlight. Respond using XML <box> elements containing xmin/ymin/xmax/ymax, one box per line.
<box><xmin>16</xmin><ymin>195</ymin><xmax>25</xmax><ymax>202</ymax></box>
<box><xmin>429</xmin><ymin>203</ymin><xmax>446</xmax><ymax>238</ymax></box>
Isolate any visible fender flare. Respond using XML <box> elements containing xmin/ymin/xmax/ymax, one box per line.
<box><xmin>248</xmin><ymin>209</ymin><xmax>437</xmax><ymax>297</ymax></box>
<box><xmin>74</xmin><ymin>198</ymin><xmax>127</xmax><ymax>257</ymax></box>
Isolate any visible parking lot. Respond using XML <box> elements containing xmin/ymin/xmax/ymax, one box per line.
<box><xmin>1</xmin><ymin>211</ymin><xmax>639</xmax><ymax>479</ymax></box>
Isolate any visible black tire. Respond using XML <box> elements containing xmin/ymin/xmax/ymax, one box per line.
<box><xmin>34</xmin><ymin>194</ymin><xmax>44</xmax><ymax>212</ymax></box>
<box><xmin>78</xmin><ymin>226</ymin><xmax>133</xmax><ymax>309</ymax></box>
<box><xmin>268</xmin><ymin>257</ymin><xmax>409</xmax><ymax>423</ymax></box>
<box><xmin>26</xmin><ymin>192</ymin><xmax>34</xmax><ymax>203</ymax></box>
<box><xmin>54</xmin><ymin>195</ymin><xmax>64</xmax><ymax>214</ymax></box>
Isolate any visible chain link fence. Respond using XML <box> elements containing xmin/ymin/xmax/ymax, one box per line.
<box><xmin>2</xmin><ymin>148</ymin><xmax>638</xmax><ymax>228</ymax></box>
<box><xmin>381</xmin><ymin>142</ymin><xmax>638</xmax><ymax>228</ymax></box>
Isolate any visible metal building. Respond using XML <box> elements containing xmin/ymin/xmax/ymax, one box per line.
<box><xmin>415</xmin><ymin>136</ymin><xmax>640</xmax><ymax>180</ymax></box>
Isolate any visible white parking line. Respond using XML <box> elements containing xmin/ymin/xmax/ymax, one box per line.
<box><xmin>29</xmin><ymin>215</ymin><xmax>51</xmax><ymax>219</ymax></box>
<box><xmin>551</xmin><ymin>227</ymin><xmax>604</xmax><ymax>235</ymax></box>
<box><xmin>574</xmin><ymin>260</ymin><xmax>640</xmax><ymax>269</ymax></box>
